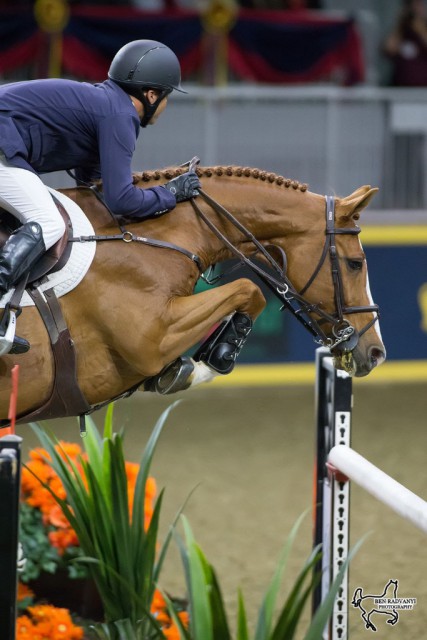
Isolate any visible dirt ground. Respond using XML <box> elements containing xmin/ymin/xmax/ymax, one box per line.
<box><xmin>17</xmin><ymin>380</ymin><xmax>427</xmax><ymax>640</ymax></box>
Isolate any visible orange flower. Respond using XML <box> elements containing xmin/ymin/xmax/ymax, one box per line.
<box><xmin>29</xmin><ymin>447</ymin><xmax>51</xmax><ymax>463</ymax></box>
<box><xmin>162</xmin><ymin>614</ymin><xmax>189</xmax><ymax>640</ymax></box>
<box><xmin>145</xmin><ymin>476</ymin><xmax>157</xmax><ymax>499</ymax></box>
<box><xmin>17</xmin><ymin>582</ymin><xmax>34</xmax><ymax>601</ymax></box>
<box><xmin>56</xmin><ymin>442</ymin><xmax>83</xmax><ymax>461</ymax></box>
<box><xmin>125</xmin><ymin>461</ymin><xmax>139</xmax><ymax>483</ymax></box>
<box><xmin>178</xmin><ymin>611</ymin><xmax>189</xmax><ymax>627</ymax></box>
<box><xmin>47</xmin><ymin>504</ymin><xmax>72</xmax><ymax>529</ymax></box>
<box><xmin>16</xmin><ymin>615</ymin><xmax>35</xmax><ymax>639</ymax></box>
<box><xmin>21</xmin><ymin>460</ymin><xmax>52</xmax><ymax>488</ymax></box>
<box><xmin>49</xmin><ymin>528</ymin><xmax>79</xmax><ymax>554</ymax></box>
<box><xmin>151</xmin><ymin>588</ymin><xmax>167</xmax><ymax>611</ymax></box>
<box><xmin>151</xmin><ymin>589</ymin><xmax>189</xmax><ymax>639</ymax></box>
<box><xmin>21</xmin><ymin>442</ymin><xmax>157</xmax><ymax>553</ymax></box>
<box><xmin>24</xmin><ymin>605</ymin><xmax>84</xmax><ymax>640</ymax></box>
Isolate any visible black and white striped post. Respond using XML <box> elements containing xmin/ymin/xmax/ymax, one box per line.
<box><xmin>0</xmin><ymin>434</ymin><xmax>23</xmax><ymax>640</ymax></box>
<box><xmin>312</xmin><ymin>347</ymin><xmax>352</xmax><ymax>640</ymax></box>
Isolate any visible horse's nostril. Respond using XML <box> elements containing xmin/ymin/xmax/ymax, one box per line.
<box><xmin>369</xmin><ymin>346</ymin><xmax>385</xmax><ymax>367</ymax></box>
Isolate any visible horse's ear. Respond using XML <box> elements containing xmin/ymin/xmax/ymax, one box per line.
<box><xmin>338</xmin><ymin>186</ymin><xmax>379</xmax><ymax>221</ymax></box>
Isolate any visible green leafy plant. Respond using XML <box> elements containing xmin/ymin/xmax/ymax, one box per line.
<box><xmin>167</xmin><ymin>513</ymin><xmax>363</xmax><ymax>640</ymax></box>
<box><xmin>26</xmin><ymin>402</ymin><xmax>183</xmax><ymax>639</ymax></box>
<box><xmin>19</xmin><ymin>501</ymin><xmax>84</xmax><ymax>581</ymax></box>
<box><xmin>26</xmin><ymin>402</ymin><xmax>362</xmax><ymax>640</ymax></box>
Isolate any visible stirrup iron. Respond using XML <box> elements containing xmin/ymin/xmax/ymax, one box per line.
<box><xmin>144</xmin><ymin>356</ymin><xmax>195</xmax><ymax>394</ymax></box>
<box><xmin>0</xmin><ymin>308</ymin><xmax>29</xmax><ymax>355</ymax></box>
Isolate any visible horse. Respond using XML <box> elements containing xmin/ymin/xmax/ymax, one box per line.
<box><xmin>352</xmin><ymin>579</ymin><xmax>399</xmax><ymax>631</ymax></box>
<box><xmin>0</xmin><ymin>164</ymin><xmax>386</xmax><ymax>425</ymax></box>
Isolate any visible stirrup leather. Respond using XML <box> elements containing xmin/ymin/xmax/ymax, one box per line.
<box><xmin>193</xmin><ymin>312</ymin><xmax>253</xmax><ymax>374</ymax></box>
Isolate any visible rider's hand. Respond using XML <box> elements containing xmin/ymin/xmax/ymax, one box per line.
<box><xmin>162</xmin><ymin>171</ymin><xmax>201</xmax><ymax>203</ymax></box>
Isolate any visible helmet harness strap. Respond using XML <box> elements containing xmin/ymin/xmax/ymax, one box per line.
<box><xmin>138</xmin><ymin>87</ymin><xmax>172</xmax><ymax>128</ymax></box>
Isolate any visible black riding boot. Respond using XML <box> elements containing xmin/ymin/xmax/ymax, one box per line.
<box><xmin>193</xmin><ymin>312</ymin><xmax>253</xmax><ymax>374</ymax></box>
<box><xmin>0</xmin><ymin>222</ymin><xmax>46</xmax><ymax>354</ymax></box>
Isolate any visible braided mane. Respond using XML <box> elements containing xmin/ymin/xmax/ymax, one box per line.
<box><xmin>133</xmin><ymin>165</ymin><xmax>308</xmax><ymax>192</ymax></box>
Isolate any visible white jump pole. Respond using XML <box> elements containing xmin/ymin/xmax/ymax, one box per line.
<box><xmin>328</xmin><ymin>445</ymin><xmax>427</xmax><ymax>535</ymax></box>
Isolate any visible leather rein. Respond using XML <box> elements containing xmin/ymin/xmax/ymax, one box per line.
<box><xmin>190</xmin><ymin>190</ymin><xmax>379</xmax><ymax>354</ymax></box>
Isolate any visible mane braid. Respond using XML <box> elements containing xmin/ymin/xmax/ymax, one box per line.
<box><xmin>134</xmin><ymin>165</ymin><xmax>308</xmax><ymax>192</ymax></box>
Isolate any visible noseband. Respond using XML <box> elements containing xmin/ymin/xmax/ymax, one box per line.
<box><xmin>191</xmin><ymin>191</ymin><xmax>379</xmax><ymax>354</ymax></box>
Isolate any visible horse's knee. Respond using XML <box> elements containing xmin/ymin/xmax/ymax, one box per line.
<box><xmin>236</xmin><ymin>278</ymin><xmax>266</xmax><ymax>316</ymax></box>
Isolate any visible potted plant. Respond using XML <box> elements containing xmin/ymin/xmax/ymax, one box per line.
<box><xmin>23</xmin><ymin>402</ymin><xmax>185</xmax><ymax>639</ymax></box>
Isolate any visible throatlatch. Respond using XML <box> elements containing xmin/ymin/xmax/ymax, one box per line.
<box><xmin>193</xmin><ymin>312</ymin><xmax>253</xmax><ymax>374</ymax></box>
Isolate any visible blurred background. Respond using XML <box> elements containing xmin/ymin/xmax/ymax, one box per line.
<box><xmin>4</xmin><ymin>0</ymin><xmax>427</xmax><ymax>636</ymax></box>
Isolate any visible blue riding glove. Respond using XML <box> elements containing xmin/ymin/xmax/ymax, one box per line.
<box><xmin>162</xmin><ymin>171</ymin><xmax>201</xmax><ymax>203</ymax></box>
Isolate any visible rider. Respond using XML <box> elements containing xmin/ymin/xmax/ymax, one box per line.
<box><xmin>0</xmin><ymin>39</ymin><xmax>201</xmax><ymax>354</ymax></box>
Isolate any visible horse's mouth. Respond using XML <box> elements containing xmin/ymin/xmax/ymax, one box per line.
<box><xmin>333</xmin><ymin>345</ymin><xmax>386</xmax><ymax>377</ymax></box>
<box><xmin>333</xmin><ymin>352</ymin><xmax>357</xmax><ymax>376</ymax></box>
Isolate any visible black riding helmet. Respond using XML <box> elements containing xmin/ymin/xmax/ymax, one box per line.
<box><xmin>108</xmin><ymin>40</ymin><xmax>186</xmax><ymax>127</ymax></box>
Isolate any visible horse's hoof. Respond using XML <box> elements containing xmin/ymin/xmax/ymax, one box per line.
<box><xmin>144</xmin><ymin>357</ymin><xmax>194</xmax><ymax>395</ymax></box>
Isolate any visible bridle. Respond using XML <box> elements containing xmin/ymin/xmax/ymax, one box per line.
<box><xmin>190</xmin><ymin>191</ymin><xmax>379</xmax><ymax>355</ymax></box>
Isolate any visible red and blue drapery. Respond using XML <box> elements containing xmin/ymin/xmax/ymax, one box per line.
<box><xmin>0</xmin><ymin>6</ymin><xmax>364</xmax><ymax>85</ymax></box>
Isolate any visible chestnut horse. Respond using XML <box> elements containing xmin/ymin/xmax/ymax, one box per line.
<box><xmin>0</xmin><ymin>165</ymin><xmax>385</xmax><ymax>424</ymax></box>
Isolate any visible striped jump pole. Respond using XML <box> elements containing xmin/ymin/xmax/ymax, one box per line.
<box><xmin>328</xmin><ymin>445</ymin><xmax>427</xmax><ymax>535</ymax></box>
<box><xmin>312</xmin><ymin>347</ymin><xmax>352</xmax><ymax>640</ymax></box>
<box><xmin>312</xmin><ymin>347</ymin><xmax>427</xmax><ymax>640</ymax></box>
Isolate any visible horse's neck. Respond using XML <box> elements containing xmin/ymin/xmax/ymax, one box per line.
<box><xmin>194</xmin><ymin>178</ymin><xmax>324</xmax><ymax>267</ymax></box>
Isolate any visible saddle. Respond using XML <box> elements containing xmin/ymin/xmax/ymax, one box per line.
<box><xmin>0</xmin><ymin>196</ymin><xmax>92</xmax><ymax>429</ymax></box>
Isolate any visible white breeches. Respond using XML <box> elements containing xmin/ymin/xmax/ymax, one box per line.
<box><xmin>0</xmin><ymin>155</ymin><xmax>66</xmax><ymax>250</ymax></box>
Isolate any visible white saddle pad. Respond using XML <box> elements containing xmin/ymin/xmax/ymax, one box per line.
<box><xmin>0</xmin><ymin>188</ymin><xmax>96</xmax><ymax>308</ymax></box>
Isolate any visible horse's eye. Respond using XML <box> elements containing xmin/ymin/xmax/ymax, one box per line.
<box><xmin>347</xmin><ymin>259</ymin><xmax>364</xmax><ymax>271</ymax></box>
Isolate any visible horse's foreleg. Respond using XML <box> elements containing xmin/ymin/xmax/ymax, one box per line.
<box><xmin>146</xmin><ymin>278</ymin><xmax>266</xmax><ymax>393</ymax></box>
<box><xmin>163</xmin><ymin>277</ymin><xmax>266</xmax><ymax>357</ymax></box>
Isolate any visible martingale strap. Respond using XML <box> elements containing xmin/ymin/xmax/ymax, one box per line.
<box><xmin>70</xmin><ymin>231</ymin><xmax>203</xmax><ymax>272</ymax></box>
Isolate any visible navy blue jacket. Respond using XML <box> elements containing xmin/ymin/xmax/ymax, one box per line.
<box><xmin>0</xmin><ymin>78</ymin><xmax>176</xmax><ymax>219</ymax></box>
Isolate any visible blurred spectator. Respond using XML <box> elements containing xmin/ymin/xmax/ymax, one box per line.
<box><xmin>383</xmin><ymin>0</ymin><xmax>427</xmax><ymax>86</ymax></box>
